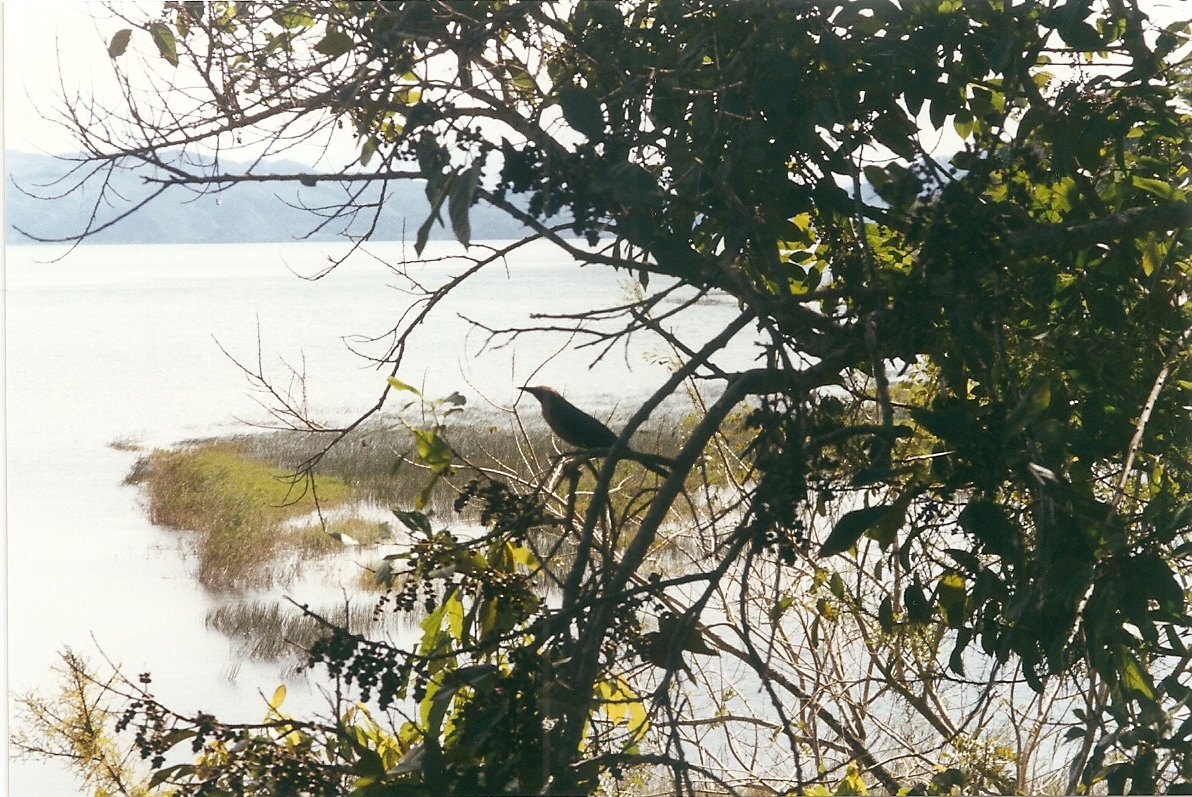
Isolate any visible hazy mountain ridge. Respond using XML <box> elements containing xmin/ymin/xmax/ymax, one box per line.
<box><xmin>5</xmin><ymin>150</ymin><xmax>532</xmax><ymax>245</ymax></box>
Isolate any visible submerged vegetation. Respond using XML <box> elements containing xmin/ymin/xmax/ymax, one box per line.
<box><xmin>205</xmin><ymin>600</ymin><xmax>414</xmax><ymax>676</ymax></box>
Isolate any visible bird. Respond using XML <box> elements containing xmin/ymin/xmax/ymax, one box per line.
<box><xmin>519</xmin><ymin>385</ymin><xmax>672</xmax><ymax>477</ymax></box>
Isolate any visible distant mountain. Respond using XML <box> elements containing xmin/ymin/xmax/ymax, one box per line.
<box><xmin>5</xmin><ymin>150</ymin><xmax>533</xmax><ymax>245</ymax></box>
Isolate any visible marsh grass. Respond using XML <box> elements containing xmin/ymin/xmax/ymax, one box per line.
<box><xmin>228</xmin><ymin>407</ymin><xmax>691</xmax><ymax>513</ymax></box>
<box><xmin>129</xmin><ymin>401</ymin><xmax>733</xmax><ymax>594</ymax></box>
<box><xmin>129</xmin><ymin>442</ymin><xmax>352</xmax><ymax>590</ymax></box>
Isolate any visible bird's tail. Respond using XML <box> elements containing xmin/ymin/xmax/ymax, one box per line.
<box><xmin>623</xmin><ymin>450</ymin><xmax>675</xmax><ymax>478</ymax></box>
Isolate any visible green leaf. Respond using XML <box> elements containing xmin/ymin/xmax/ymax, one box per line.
<box><xmin>359</xmin><ymin>137</ymin><xmax>377</xmax><ymax>168</ymax></box>
<box><xmin>418</xmin><ymin>590</ymin><xmax>456</xmax><ymax>657</ymax></box>
<box><xmin>770</xmin><ymin>596</ymin><xmax>796</xmax><ymax>624</ymax></box>
<box><xmin>414</xmin><ymin>429</ymin><xmax>454</xmax><ymax>474</ymax></box>
<box><xmin>948</xmin><ymin>628</ymin><xmax>972</xmax><ymax>676</ymax></box>
<box><xmin>1132</xmin><ymin>176</ymin><xmax>1176</xmax><ymax>201</ymax></box>
<box><xmin>148</xmin><ymin>764</ymin><xmax>197</xmax><ymax>788</ymax></box>
<box><xmin>414</xmin><ymin>473</ymin><xmax>439</xmax><ymax>511</ymax></box>
<box><xmin>108</xmin><ymin>29</ymin><xmax>132</xmax><ymax>58</ymax></box>
<box><xmin>149</xmin><ymin>22</ymin><xmax>179</xmax><ymax>66</ymax></box>
<box><xmin>415</xmin><ymin>212</ymin><xmax>438</xmax><ymax>257</ymax></box>
<box><xmin>819</xmin><ymin>505</ymin><xmax>892</xmax><ymax>558</ymax></box>
<box><xmin>314</xmin><ymin>28</ymin><xmax>355</xmax><ymax>58</ymax></box>
<box><xmin>1056</xmin><ymin>20</ymin><xmax>1103</xmax><ymax>50</ymax></box>
<box><xmin>910</xmin><ymin>403</ymin><xmax>971</xmax><ymax>443</ymax></box>
<box><xmin>878</xmin><ymin>595</ymin><xmax>895</xmax><ymax>633</ymax></box>
<box><xmin>868</xmin><ymin>483</ymin><xmax>916</xmax><ymax>548</ymax></box>
<box><xmin>448</xmin><ymin>164</ymin><xmax>480</xmax><ymax>248</ymax></box>
<box><xmin>1141</xmin><ymin>237</ymin><xmax>1161</xmax><ymax>277</ymax></box>
<box><xmin>657</xmin><ymin>613</ymin><xmax>716</xmax><ymax>655</ymax></box>
<box><xmin>415</xmin><ymin>171</ymin><xmax>452</xmax><ymax>256</ymax></box>
<box><xmin>1006</xmin><ymin>378</ymin><xmax>1051</xmax><ymax>433</ymax></box>
<box><xmin>608</xmin><ymin>162</ymin><xmax>662</xmax><ymax>207</ymax></box>
<box><xmin>957</xmin><ymin>501</ymin><xmax>1019</xmax><ymax>559</ymax></box>
<box><xmin>904</xmin><ymin>581</ymin><xmax>931</xmax><ymax>624</ymax></box>
<box><xmin>558</xmin><ymin>86</ymin><xmax>604</xmax><ymax>139</ymax></box>
<box><xmin>393</xmin><ymin>509</ymin><xmax>433</xmax><ymax>535</ymax></box>
<box><xmin>504</xmin><ymin>59</ymin><xmax>536</xmax><ymax>94</ymax></box>
<box><xmin>274</xmin><ymin>8</ymin><xmax>315</xmax><ymax>29</ymax></box>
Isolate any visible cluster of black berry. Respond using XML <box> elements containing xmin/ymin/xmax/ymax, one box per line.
<box><xmin>454</xmin><ymin>477</ymin><xmax>546</xmax><ymax>540</ymax></box>
<box><xmin>603</xmin><ymin>596</ymin><xmax>645</xmax><ymax>666</ymax></box>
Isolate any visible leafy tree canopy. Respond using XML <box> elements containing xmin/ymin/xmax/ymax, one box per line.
<box><xmin>22</xmin><ymin>1</ymin><xmax>1192</xmax><ymax>795</ymax></box>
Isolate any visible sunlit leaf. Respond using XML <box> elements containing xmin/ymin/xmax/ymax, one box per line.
<box><xmin>1116</xmin><ymin>646</ymin><xmax>1156</xmax><ymax>700</ymax></box>
<box><xmin>937</xmin><ymin>572</ymin><xmax>967</xmax><ymax>628</ymax></box>
<box><xmin>274</xmin><ymin>8</ymin><xmax>315</xmax><ymax>29</ymax></box>
<box><xmin>386</xmin><ymin>376</ymin><xmax>422</xmax><ymax>396</ymax></box>
<box><xmin>1133</xmin><ymin>176</ymin><xmax>1176</xmax><ymax>201</ymax></box>
<box><xmin>414</xmin><ymin>429</ymin><xmax>454</xmax><ymax>473</ymax></box>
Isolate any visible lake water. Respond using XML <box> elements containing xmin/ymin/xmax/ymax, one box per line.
<box><xmin>5</xmin><ymin>239</ymin><xmax>756</xmax><ymax>794</ymax></box>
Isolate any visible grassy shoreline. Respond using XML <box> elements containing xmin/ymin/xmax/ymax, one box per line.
<box><xmin>121</xmin><ymin>403</ymin><xmax>730</xmax><ymax>673</ymax></box>
<box><xmin>124</xmin><ymin>408</ymin><xmax>692</xmax><ymax>592</ymax></box>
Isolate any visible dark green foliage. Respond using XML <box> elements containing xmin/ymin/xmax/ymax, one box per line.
<box><xmin>33</xmin><ymin>1</ymin><xmax>1192</xmax><ymax>794</ymax></box>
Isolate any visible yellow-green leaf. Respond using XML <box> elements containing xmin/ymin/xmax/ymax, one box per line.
<box><xmin>1142</xmin><ymin>237</ymin><xmax>1161</xmax><ymax>277</ymax></box>
<box><xmin>149</xmin><ymin>22</ymin><xmax>179</xmax><ymax>66</ymax></box>
<box><xmin>269</xmin><ymin>684</ymin><xmax>287</xmax><ymax>710</ymax></box>
<box><xmin>1133</xmin><ymin>176</ymin><xmax>1175</xmax><ymax>201</ymax></box>
<box><xmin>386</xmin><ymin>376</ymin><xmax>422</xmax><ymax>396</ymax></box>
<box><xmin>1117</xmin><ymin>647</ymin><xmax>1155</xmax><ymax>700</ymax></box>
<box><xmin>835</xmin><ymin>763</ymin><xmax>868</xmax><ymax>795</ymax></box>
<box><xmin>938</xmin><ymin>572</ymin><xmax>967</xmax><ymax>628</ymax></box>
<box><xmin>597</xmin><ymin>677</ymin><xmax>648</xmax><ymax>742</ymax></box>
<box><xmin>770</xmin><ymin>595</ymin><xmax>796</xmax><ymax>624</ymax></box>
<box><xmin>414</xmin><ymin>429</ymin><xmax>453</xmax><ymax>473</ymax></box>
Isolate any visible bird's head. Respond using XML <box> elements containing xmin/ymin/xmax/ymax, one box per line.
<box><xmin>519</xmin><ymin>385</ymin><xmax>557</xmax><ymax>404</ymax></box>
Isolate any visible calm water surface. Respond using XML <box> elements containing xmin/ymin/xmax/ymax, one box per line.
<box><xmin>6</xmin><ymin>239</ymin><xmax>754</xmax><ymax>794</ymax></box>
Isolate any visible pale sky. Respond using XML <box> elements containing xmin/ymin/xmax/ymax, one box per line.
<box><xmin>3</xmin><ymin>1</ymin><xmax>120</xmax><ymax>155</ymax></box>
<box><xmin>1</xmin><ymin>0</ymin><xmax>359</xmax><ymax>164</ymax></box>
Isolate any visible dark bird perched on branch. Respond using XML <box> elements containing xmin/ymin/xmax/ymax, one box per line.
<box><xmin>519</xmin><ymin>385</ymin><xmax>673</xmax><ymax>477</ymax></box>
